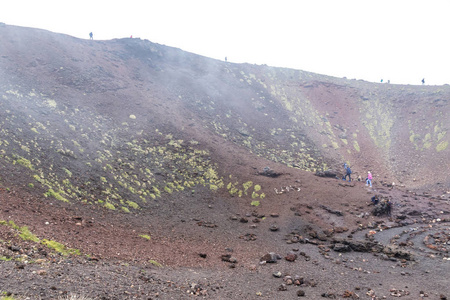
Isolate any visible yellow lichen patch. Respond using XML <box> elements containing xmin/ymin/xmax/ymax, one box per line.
<box><xmin>104</xmin><ymin>202</ymin><xmax>116</xmax><ymax>210</ymax></box>
<box><xmin>353</xmin><ymin>140</ymin><xmax>360</xmax><ymax>152</ymax></box>
<box><xmin>14</xmin><ymin>156</ymin><xmax>34</xmax><ymax>170</ymax></box>
<box><xmin>242</xmin><ymin>181</ymin><xmax>253</xmax><ymax>195</ymax></box>
<box><xmin>436</xmin><ymin>141</ymin><xmax>448</xmax><ymax>152</ymax></box>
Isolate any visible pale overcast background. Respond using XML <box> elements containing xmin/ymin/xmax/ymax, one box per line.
<box><xmin>2</xmin><ymin>0</ymin><xmax>449</xmax><ymax>85</ymax></box>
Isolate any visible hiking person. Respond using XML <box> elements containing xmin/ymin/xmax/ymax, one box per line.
<box><xmin>344</xmin><ymin>165</ymin><xmax>352</xmax><ymax>182</ymax></box>
<box><xmin>89</xmin><ymin>32</ymin><xmax>93</xmax><ymax>40</ymax></box>
<box><xmin>366</xmin><ymin>171</ymin><xmax>373</xmax><ymax>187</ymax></box>
<box><xmin>422</xmin><ymin>78</ymin><xmax>425</xmax><ymax>85</ymax></box>
<box><xmin>385</xmin><ymin>198</ymin><xmax>392</xmax><ymax>216</ymax></box>
<box><xmin>371</xmin><ymin>195</ymin><xmax>379</xmax><ymax>205</ymax></box>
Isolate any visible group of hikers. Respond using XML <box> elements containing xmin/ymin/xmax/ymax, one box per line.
<box><xmin>342</xmin><ymin>163</ymin><xmax>392</xmax><ymax>216</ymax></box>
<box><xmin>342</xmin><ymin>163</ymin><xmax>372</xmax><ymax>187</ymax></box>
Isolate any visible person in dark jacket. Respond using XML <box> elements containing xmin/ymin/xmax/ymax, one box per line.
<box><xmin>344</xmin><ymin>166</ymin><xmax>352</xmax><ymax>182</ymax></box>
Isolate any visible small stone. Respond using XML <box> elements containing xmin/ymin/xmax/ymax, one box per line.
<box><xmin>285</xmin><ymin>253</ymin><xmax>298</xmax><ymax>262</ymax></box>
<box><xmin>270</xmin><ymin>224</ymin><xmax>279</xmax><ymax>231</ymax></box>
<box><xmin>273</xmin><ymin>271</ymin><xmax>282</xmax><ymax>278</ymax></box>
<box><xmin>297</xmin><ymin>290</ymin><xmax>305</xmax><ymax>297</ymax></box>
<box><xmin>37</xmin><ymin>269</ymin><xmax>47</xmax><ymax>275</ymax></box>
<box><xmin>278</xmin><ymin>284</ymin><xmax>287</xmax><ymax>291</ymax></box>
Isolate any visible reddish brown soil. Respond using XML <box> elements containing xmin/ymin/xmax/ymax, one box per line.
<box><xmin>0</xmin><ymin>24</ymin><xmax>450</xmax><ymax>299</ymax></box>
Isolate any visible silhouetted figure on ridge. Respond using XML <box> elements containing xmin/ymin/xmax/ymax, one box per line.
<box><xmin>422</xmin><ymin>78</ymin><xmax>425</xmax><ymax>85</ymax></box>
<box><xmin>89</xmin><ymin>32</ymin><xmax>93</xmax><ymax>40</ymax></box>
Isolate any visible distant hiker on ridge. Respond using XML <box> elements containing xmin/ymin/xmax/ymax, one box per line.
<box><xmin>89</xmin><ymin>32</ymin><xmax>93</xmax><ymax>40</ymax></box>
<box><xmin>422</xmin><ymin>78</ymin><xmax>425</xmax><ymax>85</ymax></box>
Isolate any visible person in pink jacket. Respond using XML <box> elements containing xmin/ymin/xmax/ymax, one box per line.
<box><xmin>366</xmin><ymin>171</ymin><xmax>373</xmax><ymax>187</ymax></box>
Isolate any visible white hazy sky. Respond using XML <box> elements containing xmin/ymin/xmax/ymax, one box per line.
<box><xmin>2</xmin><ymin>0</ymin><xmax>450</xmax><ymax>85</ymax></box>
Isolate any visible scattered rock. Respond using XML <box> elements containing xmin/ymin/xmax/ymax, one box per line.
<box><xmin>390</xmin><ymin>289</ymin><xmax>410</xmax><ymax>297</ymax></box>
<box><xmin>239</xmin><ymin>233</ymin><xmax>257</xmax><ymax>241</ymax></box>
<box><xmin>343</xmin><ymin>290</ymin><xmax>359</xmax><ymax>298</ymax></box>
<box><xmin>320</xmin><ymin>205</ymin><xmax>343</xmax><ymax>216</ymax></box>
<box><xmin>333</xmin><ymin>243</ymin><xmax>351</xmax><ymax>253</ymax></box>
<box><xmin>297</xmin><ymin>290</ymin><xmax>306</xmax><ymax>297</ymax></box>
<box><xmin>269</xmin><ymin>224</ymin><xmax>279</xmax><ymax>231</ymax></box>
<box><xmin>283</xmin><ymin>275</ymin><xmax>293</xmax><ymax>285</ymax></box>
<box><xmin>261</xmin><ymin>252</ymin><xmax>281</xmax><ymax>263</ymax></box>
<box><xmin>273</xmin><ymin>271</ymin><xmax>282</xmax><ymax>278</ymax></box>
<box><xmin>285</xmin><ymin>252</ymin><xmax>298</xmax><ymax>262</ymax></box>
<box><xmin>321</xmin><ymin>292</ymin><xmax>337</xmax><ymax>298</ymax></box>
<box><xmin>221</xmin><ymin>254</ymin><xmax>237</xmax><ymax>263</ymax></box>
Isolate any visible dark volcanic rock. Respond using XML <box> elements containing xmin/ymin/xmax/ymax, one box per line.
<box><xmin>315</xmin><ymin>170</ymin><xmax>338</xmax><ymax>178</ymax></box>
<box><xmin>261</xmin><ymin>252</ymin><xmax>281</xmax><ymax>263</ymax></box>
<box><xmin>333</xmin><ymin>243</ymin><xmax>351</xmax><ymax>252</ymax></box>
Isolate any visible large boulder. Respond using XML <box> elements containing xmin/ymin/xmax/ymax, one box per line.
<box><xmin>315</xmin><ymin>170</ymin><xmax>338</xmax><ymax>178</ymax></box>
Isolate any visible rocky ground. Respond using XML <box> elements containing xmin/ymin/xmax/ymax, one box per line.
<box><xmin>1</xmin><ymin>166</ymin><xmax>450</xmax><ymax>299</ymax></box>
